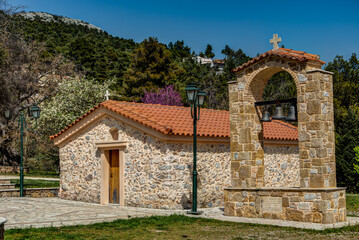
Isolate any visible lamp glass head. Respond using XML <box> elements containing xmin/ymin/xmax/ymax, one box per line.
<box><xmin>4</xmin><ymin>109</ymin><xmax>12</xmax><ymax>120</ymax></box>
<box><xmin>185</xmin><ymin>84</ymin><xmax>198</xmax><ymax>102</ymax></box>
<box><xmin>197</xmin><ymin>91</ymin><xmax>206</xmax><ymax>106</ymax></box>
<box><xmin>30</xmin><ymin>105</ymin><xmax>41</xmax><ymax>119</ymax></box>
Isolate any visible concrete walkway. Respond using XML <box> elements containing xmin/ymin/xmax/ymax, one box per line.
<box><xmin>1</xmin><ymin>197</ymin><xmax>359</xmax><ymax>230</ymax></box>
<box><xmin>0</xmin><ymin>175</ymin><xmax>59</xmax><ymax>181</ymax></box>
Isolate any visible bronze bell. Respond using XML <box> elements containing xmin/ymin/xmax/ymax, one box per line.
<box><xmin>261</xmin><ymin>109</ymin><xmax>271</xmax><ymax>122</ymax></box>
<box><xmin>272</xmin><ymin>105</ymin><xmax>285</xmax><ymax>120</ymax></box>
<box><xmin>286</xmin><ymin>104</ymin><xmax>297</xmax><ymax>122</ymax></box>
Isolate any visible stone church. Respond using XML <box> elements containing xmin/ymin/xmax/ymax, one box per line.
<box><xmin>50</xmin><ymin>100</ymin><xmax>298</xmax><ymax>209</ymax></box>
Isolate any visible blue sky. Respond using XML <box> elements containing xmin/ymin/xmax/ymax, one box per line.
<box><xmin>9</xmin><ymin>0</ymin><xmax>359</xmax><ymax>63</ymax></box>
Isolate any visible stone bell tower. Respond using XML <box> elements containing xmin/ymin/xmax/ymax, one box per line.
<box><xmin>224</xmin><ymin>34</ymin><xmax>346</xmax><ymax>224</ymax></box>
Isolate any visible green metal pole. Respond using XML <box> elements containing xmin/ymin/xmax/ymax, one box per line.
<box><xmin>20</xmin><ymin>113</ymin><xmax>24</xmax><ymax>197</ymax></box>
<box><xmin>192</xmin><ymin>100</ymin><xmax>198</xmax><ymax>213</ymax></box>
<box><xmin>187</xmin><ymin>100</ymin><xmax>201</xmax><ymax>215</ymax></box>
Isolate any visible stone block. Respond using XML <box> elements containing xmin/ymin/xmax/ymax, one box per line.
<box><xmin>238</xmin><ymin>152</ymin><xmax>251</xmax><ymax>161</ymax></box>
<box><xmin>313</xmin><ymin>212</ymin><xmax>323</xmax><ymax>223</ymax></box>
<box><xmin>312</xmin><ymin>158</ymin><xmax>324</xmax><ymax>166</ymax></box>
<box><xmin>298</xmin><ymin>202</ymin><xmax>311</xmax><ymax>210</ymax></box>
<box><xmin>315</xmin><ymin>200</ymin><xmax>330</xmax><ymax>212</ymax></box>
<box><xmin>229</xmin><ymin>92</ymin><xmax>239</xmax><ymax>103</ymax></box>
<box><xmin>338</xmin><ymin>198</ymin><xmax>346</xmax><ymax>208</ymax></box>
<box><xmin>282</xmin><ymin>197</ymin><xmax>289</xmax><ymax>207</ymax></box>
<box><xmin>257</xmin><ymin>166</ymin><xmax>264</xmax><ymax>178</ymax></box>
<box><xmin>329</xmin><ymin>173</ymin><xmax>337</xmax><ymax>187</ymax></box>
<box><xmin>239</xmin><ymin>129</ymin><xmax>251</xmax><ymax>143</ymax></box>
<box><xmin>300</xmin><ymin>169</ymin><xmax>310</xmax><ymax>178</ymax></box>
<box><xmin>304</xmin><ymin>193</ymin><xmax>318</xmax><ymax>201</ymax></box>
<box><xmin>231</xmin><ymin>162</ymin><xmax>240</xmax><ymax>170</ymax></box>
<box><xmin>307</xmin><ymin>100</ymin><xmax>321</xmax><ymax>115</ymax></box>
<box><xmin>290</xmin><ymin>196</ymin><xmax>303</xmax><ymax>202</ymax></box>
<box><xmin>305</xmin><ymin>81</ymin><xmax>318</xmax><ymax>92</ymax></box>
<box><xmin>316</xmin><ymin>148</ymin><xmax>327</xmax><ymax>158</ymax></box>
<box><xmin>299</xmin><ymin>150</ymin><xmax>309</xmax><ymax>159</ymax></box>
<box><xmin>231</xmin><ymin>193</ymin><xmax>242</xmax><ymax>202</ymax></box>
<box><xmin>224</xmin><ymin>191</ymin><xmax>229</xmax><ymax>202</ymax></box>
<box><xmin>309</xmin><ymin>175</ymin><xmax>324</xmax><ymax>188</ymax></box>
<box><xmin>285</xmin><ymin>208</ymin><xmax>304</xmax><ymax>222</ymax></box>
<box><xmin>304</xmin><ymin>213</ymin><xmax>313</xmax><ymax>222</ymax></box>
<box><xmin>235</xmin><ymin>208</ymin><xmax>244</xmax><ymax>217</ymax></box>
<box><xmin>307</xmin><ymin>122</ymin><xmax>320</xmax><ymax>130</ymax></box>
<box><xmin>238</xmin><ymin>166</ymin><xmax>251</xmax><ymax>180</ymax></box>
<box><xmin>323</xmin><ymin>212</ymin><xmax>335</xmax><ymax>224</ymax></box>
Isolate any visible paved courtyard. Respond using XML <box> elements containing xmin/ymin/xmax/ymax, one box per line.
<box><xmin>1</xmin><ymin>197</ymin><xmax>359</xmax><ymax>230</ymax></box>
<box><xmin>0</xmin><ymin>197</ymin><xmax>182</xmax><ymax>230</ymax></box>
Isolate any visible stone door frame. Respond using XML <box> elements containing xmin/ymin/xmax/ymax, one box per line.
<box><xmin>96</xmin><ymin>141</ymin><xmax>127</xmax><ymax>205</ymax></box>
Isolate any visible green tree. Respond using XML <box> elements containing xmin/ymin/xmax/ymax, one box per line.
<box><xmin>353</xmin><ymin>147</ymin><xmax>359</xmax><ymax>174</ymax></box>
<box><xmin>221</xmin><ymin>45</ymin><xmax>251</xmax><ymax>82</ymax></box>
<box><xmin>325</xmin><ymin>54</ymin><xmax>359</xmax><ymax>126</ymax></box>
<box><xmin>31</xmin><ymin>77</ymin><xmax>114</xmax><ymax>171</ymax></box>
<box><xmin>122</xmin><ymin>37</ymin><xmax>184</xmax><ymax>102</ymax></box>
<box><xmin>335</xmin><ymin>108</ymin><xmax>359</xmax><ymax>192</ymax></box>
<box><xmin>40</xmin><ymin>77</ymin><xmax>114</xmax><ymax>136</ymax></box>
<box><xmin>263</xmin><ymin>71</ymin><xmax>297</xmax><ymax>101</ymax></box>
<box><xmin>325</xmin><ymin>54</ymin><xmax>359</xmax><ymax>192</ymax></box>
<box><xmin>168</xmin><ymin>40</ymin><xmax>192</xmax><ymax>60</ymax></box>
<box><xmin>204</xmin><ymin>44</ymin><xmax>215</xmax><ymax>58</ymax></box>
<box><xmin>0</xmin><ymin>4</ymin><xmax>74</xmax><ymax>166</ymax></box>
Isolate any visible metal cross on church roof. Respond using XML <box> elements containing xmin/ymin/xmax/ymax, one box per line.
<box><xmin>270</xmin><ymin>34</ymin><xmax>281</xmax><ymax>50</ymax></box>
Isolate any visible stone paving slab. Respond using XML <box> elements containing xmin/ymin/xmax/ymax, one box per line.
<box><xmin>1</xmin><ymin>197</ymin><xmax>359</xmax><ymax>230</ymax></box>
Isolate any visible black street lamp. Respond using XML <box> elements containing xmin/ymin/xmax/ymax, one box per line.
<box><xmin>185</xmin><ymin>83</ymin><xmax>206</xmax><ymax>215</ymax></box>
<box><xmin>3</xmin><ymin>104</ymin><xmax>41</xmax><ymax>197</ymax></box>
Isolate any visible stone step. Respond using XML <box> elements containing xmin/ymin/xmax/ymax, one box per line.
<box><xmin>0</xmin><ymin>179</ymin><xmax>11</xmax><ymax>184</ymax></box>
<box><xmin>0</xmin><ymin>184</ymin><xmax>16</xmax><ymax>190</ymax></box>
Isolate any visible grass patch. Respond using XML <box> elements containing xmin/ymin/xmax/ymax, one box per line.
<box><xmin>346</xmin><ymin>194</ymin><xmax>359</xmax><ymax>214</ymax></box>
<box><xmin>5</xmin><ymin>214</ymin><xmax>359</xmax><ymax>240</ymax></box>
<box><xmin>10</xmin><ymin>179</ymin><xmax>59</xmax><ymax>189</ymax></box>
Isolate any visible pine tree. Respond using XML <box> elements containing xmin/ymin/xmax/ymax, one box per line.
<box><xmin>204</xmin><ymin>44</ymin><xmax>215</xmax><ymax>58</ymax></box>
<box><xmin>335</xmin><ymin>108</ymin><xmax>359</xmax><ymax>192</ymax></box>
<box><xmin>122</xmin><ymin>37</ymin><xmax>184</xmax><ymax>102</ymax></box>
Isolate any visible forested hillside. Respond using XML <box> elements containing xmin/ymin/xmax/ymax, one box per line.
<box><xmin>12</xmin><ymin>12</ymin><xmax>253</xmax><ymax>109</ymax></box>
<box><xmin>13</xmin><ymin>12</ymin><xmax>137</xmax><ymax>87</ymax></box>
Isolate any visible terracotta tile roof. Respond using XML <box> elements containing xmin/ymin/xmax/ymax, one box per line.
<box><xmin>262</xmin><ymin>119</ymin><xmax>298</xmax><ymax>141</ymax></box>
<box><xmin>213</xmin><ymin>59</ymin><xmax>225</xmax><ymax>64</ymax></box>
<box><xmin>233</xmin><ymin>48</ymin><xmax>325</xmax><ymax>73</ymax></box>
<box><xmin>49</xmin><ymin>100</ymin><xmax>298</xmax><ymax>141</ymax></box>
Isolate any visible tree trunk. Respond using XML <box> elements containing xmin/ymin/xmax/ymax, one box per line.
<box><xmin>0</xmin><ymin>141</ymin><xmax>20</xmax><ymax>166</ymax></box>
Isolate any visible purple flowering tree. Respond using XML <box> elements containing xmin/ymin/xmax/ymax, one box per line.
<box><xmin>141</xmin><ymin>85</ymin><xmax>183</xmax><ymax>106</ymax></box>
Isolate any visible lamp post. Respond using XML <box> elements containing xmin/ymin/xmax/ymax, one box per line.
<box><xmin>3</xmin><ymin>104</ymin><xmax>41</xmax><ymax>197</ymax></box>
<box><xmin>185</xmin><ymin>83</ymin><xmax>206</xmax><ymax>215</ymax></box>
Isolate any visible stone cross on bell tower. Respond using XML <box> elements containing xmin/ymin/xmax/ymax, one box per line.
<box><xmin>270</xmin><ymin>34</ymin><xmax>281</xmax><ymax>50</ymax></box>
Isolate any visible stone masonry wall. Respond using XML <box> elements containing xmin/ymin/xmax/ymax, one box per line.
<box><xmin>0</xmin><ymin>166</ymin><xmax>29</xmax><ymax>174</ymax></box>
<box><xmin>59</xmin><ymin>117</ymin><xmax>231</xmax><ymax>209</ymax></box>
<box><xmin>264</xmin><ymin>145</ymin><xmax>300</xmax><ymax>187</ymax></box>
<box><xmin>224</xmin><ymin>188</ymin><xmax>346</xmax><ymax>223</ymax></box>
<box><xmin>0</xmin><ymin>188</ymin><xmax>58</xmax><ymax>198</ymax></box>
